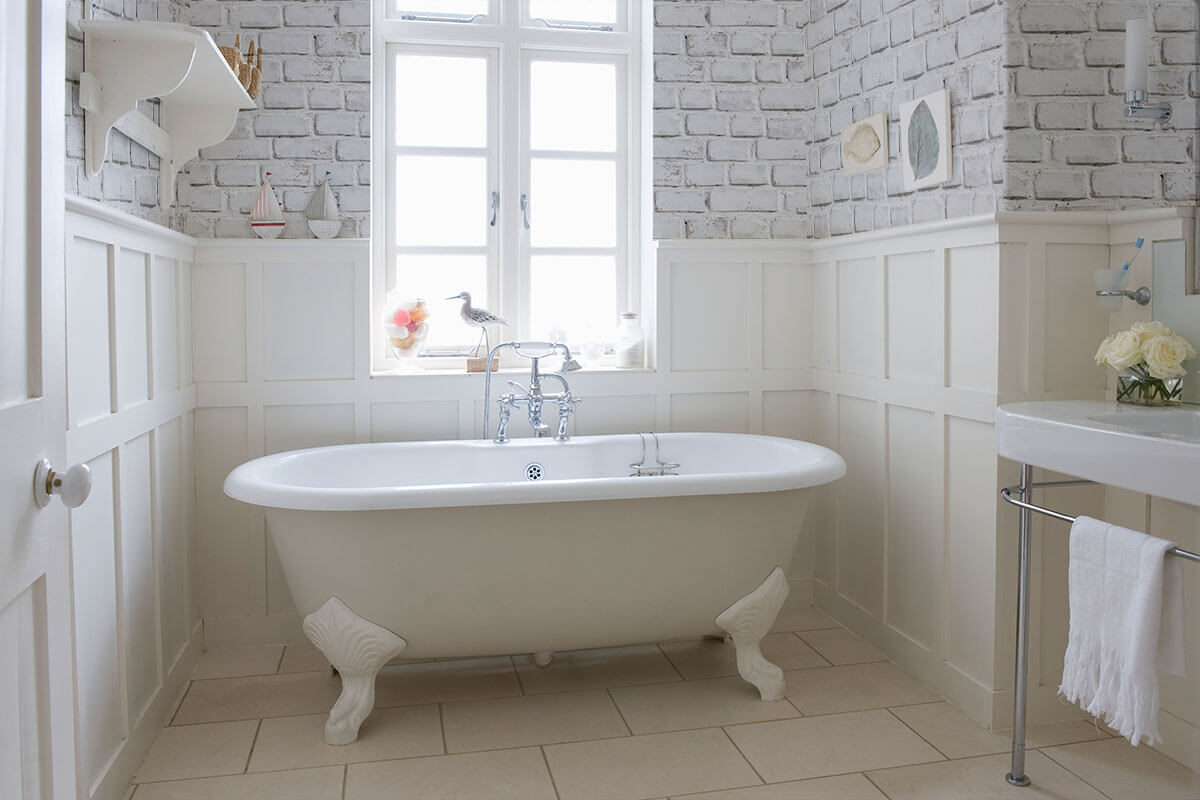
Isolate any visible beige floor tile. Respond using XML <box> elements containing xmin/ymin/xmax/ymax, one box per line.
<box><xmin>659</xmin><ymin>634</ymin><xmax>827</xmax><ymax>680</ymax></box>
<box><xmin>891</xmin><ymin>702</ymin><xmax>1109</xmax><ymax>759</ymax></box>
<box><xmin>132</xmin><ymin>765</ymin><xmax>343</xmax><ymax>800</ymax></box>
<box><xmin>1042</xmin><ymin>737</ymin><xmax>1200</xmax><ymax>800</ymax></box>
<box><xmin>345</xmin><ymin>747</ymin><xmax>557</xmax><ymax>800</ymax></box>
<box><xmin>784</xmin><ymin>661</ymin><xmax>939</xmax><ymax>715</ymax></box>
<box><xmin>726</xmin><ymin>709</ymin><xmax>943</xmax><ymax>782</ymax></box>
<box><xmin>374</xmin><ymin>655</ymin><xmax>520</xmax><ymax>707</ymax></box>
<box><xmin>442</xmin><ymin>689</ymin><xmax>628</xmax><ymax>753</ymax></box>
<box><xmin>798</xmin><ymin>628</ymin><xmax>884</xmax><ymax>665</ymax></box>
<box><xmin>546</xmin><ymin>728</ymin><xmax>761</xmax><ymax>800</ymax></box>
<box><xmin>514</xmin><ymin>644</ymin><xmax>682</xmax><ymax>695</ymax></box>
<box><xmin>248</xmin><ymin>705</ymin><xmax>442</xmax><ymax>772</ymax></box>
<box><xmin>867</xmin><ymin>751</ymin><xmax>1108</xmax><ymax>800</ymax></box>
<box><xmin>669</xmin><ymin>773</ymin><xmax>887</xmax><ymax>799</ymax></box>
<box><xmin>610</xmin><ymin>675</ymin><xmax>800</xmax><ymax>734</ymax></box>
<box><xmin>191</xmin><ymin>646</ymin><xmax>284</xmax><ymax>680</ymax></box>
<box><xmin>277</xmin><ymin>643</ymin><xmax>329</xmax><ymax>674</ymax></box>
<box><xmin>173</xmin><ymin>671</ymin><xmax>342</xmax><ymax>724</ymax></box>
<box><xmin>769</xmin><ymin>605</ymin><xmax>840</xmax><ymax>633</ymax></box>
<box><xmin>132</xmin><ymin>720</ymin><xmax>258</xmax><ymax>782</ymax></box>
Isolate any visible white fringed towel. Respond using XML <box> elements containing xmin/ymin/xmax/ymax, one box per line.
<box><xmin>1059</xmin><ymin>516</ymin><xmax>1186</xmax><ymax>746</ymax></box>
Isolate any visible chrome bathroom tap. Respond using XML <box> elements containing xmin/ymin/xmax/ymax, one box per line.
<box><xmin>482</xmin><ymin>342</ymin><xmax>582</xmax><ymax>443</ymax></box>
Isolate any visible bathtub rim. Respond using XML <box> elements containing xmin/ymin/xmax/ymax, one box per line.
<box><xmin>224</xmin><ymin>432</ymin><xmax>846</xmax><ymax>512</ymax></box>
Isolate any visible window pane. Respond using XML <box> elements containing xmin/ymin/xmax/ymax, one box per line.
<box><xmin>529</xmin><ymin>159</ymin><xmax>615</xmax><ymax>248</ymax></box>
<box><xmin>397</xmin><ymin>1</ymin><xmax>488</xmax><ymax>17</ymax></box>
<box><xmin>530</xmin><ymin>256</ymin><xmax>616</xmax><ymax>343</ymax></box>
<box><xmin>395</xmin><ymin>255</ymin><xmax>489</xmax><ymax>349</ymax></box>
<box><xmin>530</xmin><ymin>61</ymin><xmax>615</xmax><ymax>152</ymax></box>
<box><xmin>528</xmin><ymin>0</ymin><xmax>616</xmax><ymax>25</ymax></box>
<box><xmin>395</xmin><ymin>54</ymin><xmax>487</xmax><ymax>147</ymax></box>
<box><xmin>395</xmin><ymin>156</ymin><xmax>487</xmax><ymax>246</ymax></box>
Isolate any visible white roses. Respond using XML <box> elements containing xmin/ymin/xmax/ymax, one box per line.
<box><xmin>1095</xmin><ymin>321</ymin><xmax>1197</xmax><ymax>379</ymax></box>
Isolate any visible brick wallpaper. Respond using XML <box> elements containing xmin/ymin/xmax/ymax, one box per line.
<box><xmin>65</xmin><ymin>0</ymin><xmax>1198</xmax><ymax>241</ymax></box>
<box><xmin>652</xmin><ymin>1</ymin><xmax>811</xmax><ymax>239</ymax></box>
<box><xmin>802</xmin><ymin>0</ymin><xmax>1007</xmax><ymax>238</ymax></box>
<box><xmin>180</xmin><ymin>0</ymin><xmax>370</xmax><ymax>238</ymax></box>
<box><xmin>1002</xmin><ymin>0</ymin><xmax>1199</xmax><ymax>210</ymax></box>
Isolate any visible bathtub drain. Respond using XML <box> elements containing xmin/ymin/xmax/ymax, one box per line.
<box><xmin>524</xmin><ymin>462</ymin><xmax>545</xmax><ymax>481</ymax></box>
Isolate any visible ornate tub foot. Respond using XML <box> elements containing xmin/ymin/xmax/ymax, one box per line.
<box><xmin>302</xmin><ymin>597</ymin><xmax>407</xmax><ymax>745</ymax></box>
<box><xmin>715</xmin><ymin>566</ymin><xmax>790</xmax><ymax>701</ymax></box>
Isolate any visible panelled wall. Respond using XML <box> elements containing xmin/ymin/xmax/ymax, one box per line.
<box><xmin>190</xmin><ymin>239</ymin><xmax>816</xmax><ymax>646</ymax></box>
<box><xmin>805</xmin><ymin>209</ymin><xmax>1200</xmax><ymax>772</ymax></box>
<box><xmin>64</xmin><ymin>198</ymin><xmax>200</xmax><ymax>800</ymax></box>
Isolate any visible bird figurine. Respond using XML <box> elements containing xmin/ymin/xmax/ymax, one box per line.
<box><xmin>447</xmin><ymin>291</ymin><xmax>507</xmax><ymax>356</ymax></box>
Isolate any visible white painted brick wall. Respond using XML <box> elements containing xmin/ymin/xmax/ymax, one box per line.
<box><xmin>653</xmin><ymin>0</ymin><xmax>811</xmax><ymax>239</ymax></box>
<box><xmin>1004</xmin><ymin>0</ymin><xmax>1199</xmax><ymax>210</ymax></box>
<box><xmin>180</xmin><ymin>0</ymin><xmax>370</xmax><ymax>238</ymax></box>
<box><xmin>801</xmin><ymin>0</ymin><xmax>1007</xmax><ymax>238</ymax></box>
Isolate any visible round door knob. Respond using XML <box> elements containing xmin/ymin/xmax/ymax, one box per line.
<box><xmin>34</xmin><ymin>459</ymin><xmax>93</xmax><ymax>509</ymax></box>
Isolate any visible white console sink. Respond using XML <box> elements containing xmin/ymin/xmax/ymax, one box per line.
<box><xmin>996</xmin><ymin>401</ymin><xmax>1200</xmax><ymax>506</ymax></box>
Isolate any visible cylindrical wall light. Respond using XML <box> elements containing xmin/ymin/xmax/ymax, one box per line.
<box><xmin>1124</xmin><ymin>18</ymin><xmax>1171</xmax><ymax>122</ymax></box>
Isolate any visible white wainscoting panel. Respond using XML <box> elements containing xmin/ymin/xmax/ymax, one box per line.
<box><xmin>65</xmin><ymin>198</ymin><xmax>202</xmax><ymax>800</ymax></box>
<box><xmin>192</xmin><ymin>239</ymin><xmax>815</xmax><ymax>645</ymax></box>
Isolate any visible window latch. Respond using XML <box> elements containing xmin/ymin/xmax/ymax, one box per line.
<box><xmin>489</xmin><ymin>191</ymin><xmax>499</xmax><ymax>226</ymax></box>
<box><xmin>520</xmin><ymin>193</ymin><xmax>531</xmax><ymax>230</ymax></box>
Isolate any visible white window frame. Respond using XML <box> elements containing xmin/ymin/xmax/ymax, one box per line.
<box><xmin>371</xmin><ymin>0</ymin><xmax>647</xmax><ymax>372</ymax></box>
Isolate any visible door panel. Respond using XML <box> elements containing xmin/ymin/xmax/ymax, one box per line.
<box><xmin>0</xmin><ymin>1</ymin><xmax>75</xmax><ymax>799</ymax></box>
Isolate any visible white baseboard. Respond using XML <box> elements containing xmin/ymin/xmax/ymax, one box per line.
<box><xmin>92</xmin><ymin>621</ymin><xmax>203</xmax><ymax>800</ymax></box>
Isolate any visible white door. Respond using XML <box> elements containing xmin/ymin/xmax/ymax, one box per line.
<box><xmin>0</xmin><ymin>2</ymin><xmax>77</xmax><ymax>799</ymax></box>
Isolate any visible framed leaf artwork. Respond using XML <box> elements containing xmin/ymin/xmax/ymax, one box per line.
<box><xmin>899</xmin><ymin>89</ymin><xmax>951</xmax><ymax>190</ymax></box>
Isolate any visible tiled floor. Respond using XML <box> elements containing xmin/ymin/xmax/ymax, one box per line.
<box><xmin>127</xmin><ymin>610</ymin><xmax>1200</xmax><ymax>800</ymax></box>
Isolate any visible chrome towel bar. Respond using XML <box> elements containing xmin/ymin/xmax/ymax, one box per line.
<box><xmin>999</xmin><ymin>484</ymin><xmax>1200</xmax><ymax>562</ymax></box>
<box><xmin>1000</xmin><ymin>466</ymin><xmax>1199</xmax><ymax>790</ymax></box>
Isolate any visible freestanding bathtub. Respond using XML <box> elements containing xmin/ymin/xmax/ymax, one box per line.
<box><xmin>225</xmin><ymin>432</ymin><xmax>845</xmax><ymax>744</ymax></box>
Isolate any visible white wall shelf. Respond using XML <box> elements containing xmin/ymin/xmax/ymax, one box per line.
<box><xmin>80</xmin><ymin>20</ymin><xmax>257</xmax><ymax>209</ymax></box>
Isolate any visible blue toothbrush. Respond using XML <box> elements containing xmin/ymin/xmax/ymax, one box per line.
<box><xmin>1118</xmin><ymin>237</ymin><xmax>1144</xmax><ymax>287</ymax></box>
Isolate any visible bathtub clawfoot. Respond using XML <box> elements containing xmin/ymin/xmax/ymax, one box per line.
<box><xmin>715</xmin><ymin>566</ymin><xmax>789</xmax><ymax>701</ymax></box>
<box><xmin>302</xmin><ymin>597</ymin><xmax>407</xmax><ymax>745</ymax></box>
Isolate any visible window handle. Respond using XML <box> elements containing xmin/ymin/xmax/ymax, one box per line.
<box><xmin>520</xmin><ymin>193</ymin><xmax>531</xmax><ymax>230</ymax></box>
<box><xmin>489</xmin><ymin>191</ymin><xmax>499</xmax><ymax>226</ymax></box>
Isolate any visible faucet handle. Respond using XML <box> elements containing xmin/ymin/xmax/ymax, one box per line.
<box><xmin>506</xmin><ymin>380</ymin><xmax>527</xmax><ymax>395</ymax></box>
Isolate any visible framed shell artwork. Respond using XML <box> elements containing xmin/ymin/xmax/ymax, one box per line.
<box><xmin>840</xmin><ymin>113</ymin><xmax>888</xmax><ymax>175</ymax></box>
<box><xmin>899</xmin><ymin>89</ymin><xmax>952</xmax><ymax>190</ymax></box>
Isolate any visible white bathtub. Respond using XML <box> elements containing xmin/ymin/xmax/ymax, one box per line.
<box><xmin>225</xmin><ymin>432</ymin><xmax>845</xmax><ymax>744</ymax></box>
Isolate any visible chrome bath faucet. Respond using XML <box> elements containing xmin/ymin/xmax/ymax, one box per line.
<box><xmin>482</xmin><ymin>342</ymin><xmax>582</xmax><ymax>443</ymax></box>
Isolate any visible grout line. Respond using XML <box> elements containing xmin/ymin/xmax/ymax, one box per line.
<box><xmin>166</xmin><ymin>680</ymin><xmax>193</xmax><ymax>725</ymax></box>
<box><xmin>242</xmin><ymin>718</ymin><xmax>263</xmax><ymax>774</ymax></box>
<box><xmin>539</xmin><ymin>746</ymin><xmax>563</xmax><ymax>800</ymax></box>
<box><xmin>862</xmin><ymin>769</ymin><xmax>898</xmax><ymax>800</ymax></box>
<box><xmin>718</xmin><ymin>726</ymin><xmax>768</xmax><ymax>787</ymax></box>
<box><xmin>340</xmin><ymin>763</ymin><xmax>348</xmax><ymax>800</ymax></box>
<box><xmin>1039</xmin><ymin>747</ymin><xmax>1121</xmax><ymax>800</ymax></box>
<box><xmin>884</xmin><ymin>706</ymin><xmax>951</xmax><ymax>761</ymax></box>
<box><xmin>606</xmin><ymin>688</ymin><xmax>635</xmax><ymax>737</ymax></box>
<box><xmin>437</xmin><ymin>703</ymin><xmax>448</xmax><ymax>755</ymax></box>
<box><xmin>273</xmin><ymin>645</ymin><xmax>286</xmax><ymax>674</ymax></box>
<box><xmin>656</xmin><ymin>643</ymin><xmax>688</xmax><ymax>682</ymax></box>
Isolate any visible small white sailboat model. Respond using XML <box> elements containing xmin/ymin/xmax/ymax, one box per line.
<box><xmin>250</xmin><ymin>172</ymin><xmax>285</xmax><ymax>239</ymax></box>
<box><xmin>306</xmin><ymin>171</ymin><xmax>341</xmax><ymax>239</ymax></box>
